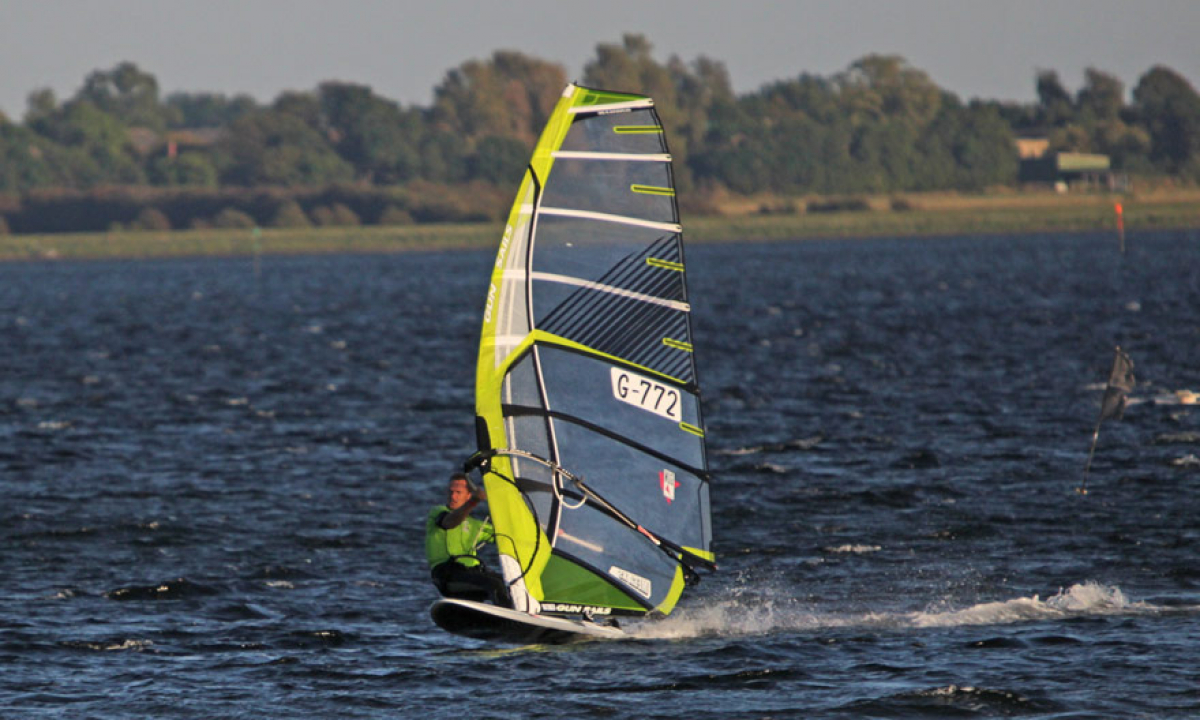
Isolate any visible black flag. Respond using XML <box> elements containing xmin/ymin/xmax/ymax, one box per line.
<box><xmin>1080</xmin><ymin>346</ymin><xmax>1135</xmax><ymax>494</ymax></box>
<box><xmin>1098</xmin><ymin>349</ymin><xmax>1135</xmax><ymax>422</ymax></box>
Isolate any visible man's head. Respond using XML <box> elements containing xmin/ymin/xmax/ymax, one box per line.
<box><xmin>446</xmin><ymin>472</ymin><xmax>472</xmax><ymax>509</ymax></box>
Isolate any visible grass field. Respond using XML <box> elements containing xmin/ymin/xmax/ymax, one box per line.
<box><xmin>2</xmin><ymin>189</ymin><xmax>1197</xmax><ymax>262</ymax></box>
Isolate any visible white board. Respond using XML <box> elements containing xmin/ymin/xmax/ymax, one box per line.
<box><xmin>430</xmin><ymin>599</ymin><xmax>626</xmax><ymax>644</ymax></box>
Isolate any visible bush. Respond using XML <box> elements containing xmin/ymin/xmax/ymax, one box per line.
<box><xmin>270</xmin><ymin>199</ymin><xmax>311</xmax><ymax>228</ymax></box>
<box><xmin>212</xmin><ymin>207</ymin><xmax>257</xmax><ymax>229</ymax></box>
<box><xmin>378</xmin><ymin>204</ymin><xmax>414</xmax><ymax>225</ymax></box>
<box><xmin>310</xmin><ymin>202</ymin><xmax>360</xmax><ymax>227</ymax></box>
<box><xmin>130</xmin><ymin>207</ymin><xmax>172</xmax><ymax>231</ymax></box>
<box><xmin>807</xmin><ymin>196</ymin><xmax>872</xmax><ymax>213</ymax></box>
<box><xmin>757</xmin><ymin>199</ymin><xmax>799</xmax><ymax>215</ymax></box>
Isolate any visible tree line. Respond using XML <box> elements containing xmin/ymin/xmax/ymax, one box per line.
<box><xmin>1</xmin><ymin>34</ymin><xmax>1198</xmax><ymax>233</ymax></box>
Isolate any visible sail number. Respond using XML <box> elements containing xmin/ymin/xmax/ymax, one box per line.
<box><xmin>611</xmin><ymin>368</ymin><xmax>681</xmax><ymax>422</ymax></box>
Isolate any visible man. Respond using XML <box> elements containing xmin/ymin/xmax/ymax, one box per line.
<box><xmin>425</xmin><ymin>472</ymin><xmax>508</xmax><ymax>606</ymax></box>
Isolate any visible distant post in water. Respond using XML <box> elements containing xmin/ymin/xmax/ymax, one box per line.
<box><xmin>252</xmin><ymin>226</ymin><xmax>262</xmax><ymax>279</ymax></box>
<box><xmin>1079</xmin><ymin>346</ymin><xmax>1135</xmax><ymax>495</ymax></box>
<box><xmin>1114</xmin><ymin>202</ymin><xmax>1125</xmax><ymax>254</ymax></box>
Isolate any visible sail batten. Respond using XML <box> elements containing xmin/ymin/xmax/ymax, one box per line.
<box><xmin>499</xmin><ymin>270</ymin><xmax>691</xmax><ymax>312</ymax></box>
<box><xmin>499</xmin><ymin>405</ymin><xmax>711</xmax><ymax>480</ymax></box>
<box><xmin>539</xmin><ymin>207</ymin><xmax>682</xmax><ymax>232</ymax></box>
<box><xmin>475</xmin><ymin>84</ymin><xmax>712</xmax><ymax>619</ymax></box>
<box><xmin>567</xmin><ymin>99</ymin><xmax>654</xmax><ymax>114</ymax></box>
<box><xmin>552</xmin><ymin>151</ymin><xmax>672</xmax><ymax>162</ymax></box>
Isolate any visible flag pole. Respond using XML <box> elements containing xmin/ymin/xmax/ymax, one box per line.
<box><xmin>1114</xmin><ymin>202</ymin><xmax>1125</xmax><ymax>255</ymax></box>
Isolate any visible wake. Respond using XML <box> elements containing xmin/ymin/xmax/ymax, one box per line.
<box><xmin>629</xmin><ymin>582</ymin><xmax>1186</xmax><ymax>640</ymax></box>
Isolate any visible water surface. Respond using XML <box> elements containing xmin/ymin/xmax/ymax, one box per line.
<box><xmin>3</xmin><ymin>230</ymin><xmax>1199</xmax><ymax>718</ymax></box>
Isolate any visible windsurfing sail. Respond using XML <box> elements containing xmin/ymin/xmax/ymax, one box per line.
<box><xmin>468</xmin><ymin>84</ymin><xmax>714</xmax><ymax>619</ymax></box>
<box><xmin>1098</xmin><ymin>348</ymin><xmax>1135</xmax><ymax>423</ymax></box>
<box><xmin>1080</xmin><ymin>346</ymin><xmax>1135</xmax><ymax>494</ymax></box>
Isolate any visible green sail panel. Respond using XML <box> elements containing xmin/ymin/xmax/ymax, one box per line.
<box><xmin>475</xmin><ymin>84</ymin><xmax>713</xmax><ymax>618</ymax></box>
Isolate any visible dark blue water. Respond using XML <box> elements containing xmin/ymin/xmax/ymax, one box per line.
<box><xmin>3</xmin><ymin>231</ymin><xmax>1199</xmax><ymax>718</ymax></box>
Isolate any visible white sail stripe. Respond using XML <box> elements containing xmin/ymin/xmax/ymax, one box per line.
<box><xmin>493</xmin><ymin>334</ymin><xmax>528</xmax><ymax>347</ymax></box>
<box><xmin>500</xmin><ymin>270</ymin><xmax>690</xmax><ymax>312</ymax></box>
<box><xmin>568</xmin><ymin>99</ymin><xmax>653</xmax><ymax>114</ymax></box>
<box><xmin>552</xmin><ymin>151</ymin><xmax>671</xmax><ymax>163</ymax></box>
<box><xmin>539</xmin><ymin>207</ymin><xmax>682</xmax><ymax>233</ymax></box>
<box><xmin>558</xmin><ymin>530</ymin><xmax>605</xmax><ymax>553</ymax></box>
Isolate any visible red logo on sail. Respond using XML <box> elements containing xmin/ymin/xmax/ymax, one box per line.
<box><xmin>660</xmin><ymin>469</ymin><xmax>678</xmax><ymax>503</ymax></box>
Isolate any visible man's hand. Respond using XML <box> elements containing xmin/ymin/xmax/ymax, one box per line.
<box><xmin>464</xmin><ymin>477</ymin><xmax>486</xmax><ymax>504</ymax></box>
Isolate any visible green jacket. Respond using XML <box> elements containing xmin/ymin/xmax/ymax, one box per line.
<box><xmin>425</xmin><ymin>505</ymin><xmax>495</xmax><ymax>569</ymax></box>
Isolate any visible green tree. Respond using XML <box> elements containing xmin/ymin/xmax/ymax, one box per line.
<box><xmin>947</xmin><ymin>102</ymin><xmax>1019</xmax><ymax>189</ymax></box>
<box><xmin>432</xmin><ymin>51</ymin><xmax>565</xmax><ymax>147</ymax></box>
<box><xmin>165</xmin><ymin>92</ymin><xmax>258</xmax><ymax>128</ymax></box>
<box><xmin>77</xmin><ymin>62</ymin><xmax>175</xmax><ymax>130</ymax></box>
<box><xmin>835</xmin><ymin>55</ymin><xmax>943</xmax><ymax>128</ymax></box>
<box><xmin>667</xmin><ymin>54</ymin><xmax>736</xmax><ymax>190</ymax></box>
<box><xmin>1068</xmin><ymin>68</ymin><xmax>1144</xmax><ymax>164</ymax></box>
<box><xmin>1101</xmin><ymin>123</ymin><xmax>1153</xmax><ymax>173</ymax></box>
<box><xmin>29</xmin><ymin>100</ymin><xmax>144</xmax><ymax>186</ymax></box>
<box><xmin>419</xmin><ymin>129</ymin><xmax>468</xmax><ymax>183</ymax></box>
<box><xmin>851</xmin><ymin>119</ymin><xmax>920</xmax><ymax>191</ymax></box>
<box><xmin>318</xmin><ymin>82</ymin><xmax>424</xmax><ymax>183</ymax></box>
<box><xmin>1132</xmin><ymin>66</ymin><xmax>1200</xmax><ymax>177</ymax></box>
<box><xmin>147</xmin><ymin>151</ymin><xmax>219</xmax><ymax>187</ymax></box>
<box><xmin>470</xmin><ymin>135</ymin><xmax>529</xmax><ymax>185</ymax></box>
<box><xmin>584</xmin><ymin>35</ymin><xmax>706</xmax><ymax>187</ymax></box>
<box><xmin>753</xmin><ymin>73</ymin><xmax>841</xmax><ymax>125</ymax></box>
<box><xmin>272</xmin><ymin>91</ymin><xmax>323</xmax><ymax>128</ymax></box>
<box><xmin>23</xmin><ymin>88</ymin><xmax>58</xmax><ymax>125</ymax></box>
<box><xmin>583</xmin><ymin>35</ymin><xmax>674</xmax><ymax>98</ymax></box>
<box><xmin>217</xmin><ymin>102</ymin><xmax>354</xmax><ymax>186</ymax></box>
<box><xmin>1036</xmin><ymin>70</ymin><xmax>1074</xmax><ymax>127</ymax></box>
<box><xmin>1077</xmin><ymin>68</ymin><xmax>1124</xmax><ymax>122</ymax></box>
<box><xmin>0</xmin><ymin>121</ymin><xmax>61</xmax><ymax>191</ymax></box>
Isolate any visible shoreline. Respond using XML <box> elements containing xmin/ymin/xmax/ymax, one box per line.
<box><xmin>3</xmin><ymin>191</ymin><xmax>1197</xmax><ymax>262</ymax></box>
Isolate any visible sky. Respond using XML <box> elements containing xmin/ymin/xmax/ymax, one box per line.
<box><xmin>2</xmin><ymin>0</ymin><xmax>1198</xmax><ymax>120</ymax></box>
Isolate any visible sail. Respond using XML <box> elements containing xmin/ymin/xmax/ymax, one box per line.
<box><xmin>472</xmin><ymin>84</ymin><xmax>714</xmax><ymax>617</ymax></box>
<box><xmin>1098</xmin><ymin>348</ymin><xmax>1135</xmax><ymax>422</ymax></box>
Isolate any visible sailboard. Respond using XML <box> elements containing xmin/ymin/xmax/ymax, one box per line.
<box><xmin>431</xmin><ymin>83</ymin><xmax>715</xmax><ymax>643</ymax></box>
<box><xmin>431</xmin><ymin>598</ymin><xmax>626</xmax><ymax>643</ymax></box>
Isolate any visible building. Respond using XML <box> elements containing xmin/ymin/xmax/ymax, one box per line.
<box><xmin>1015</xmin><ymin>136</ymin><xmax>1123</xmax><ymax>190</ymax></box>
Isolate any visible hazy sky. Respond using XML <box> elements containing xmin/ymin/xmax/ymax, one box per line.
<box><xmin>2</xmin><ymin>0</ymin><xmax>1197</xmax><ymax>120</ymax></box>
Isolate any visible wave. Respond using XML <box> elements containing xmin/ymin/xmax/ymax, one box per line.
<box><xmin>104</xmin><ymin>577</ymin><xmax>221</xmax><ymax>601</ymax></box>
<box><xmin>822</xmin><ymin>544</ymin><xmax>881</xmax><ymax>554</ymax></box>
<box><xmin>846</xmin><ymin>684</ymin><xmax>1046</xmax><ymax>716</ymax></box>
<box><xmin>58</xmin><ymin>638</ymin><xmax>154</xmax><ymax>652</ymax></box>
<box><xmin>630</xmin><ymin>582</ymin><xmax>1188</xmax><ymax>640</ymax></box>
<box><xmin>907</xmin><ymin>581</ymin><xmax>1147</xmax><ymax>628</ymax></box>
<box><xmin>717</xmin><ymin>436</ymin><xmax>824</xmax><ymax>456</ymax></box>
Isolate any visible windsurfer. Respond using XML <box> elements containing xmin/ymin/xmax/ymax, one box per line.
<box><xmin>425</xmin><ymin>472</ymin><xmax>509</xmax><ymax>606</ymax></box>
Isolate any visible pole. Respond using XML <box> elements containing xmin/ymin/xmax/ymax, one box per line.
<box><xmin>1078</xmin><ymin>420</ymin><xmax>1102</xmax><ymax>495</ymax></box>
<box><xmin>1114</xmin><ymin>202</ymin><xmax>1125</xmax><ymax>255</ymax></box>
<box><xmin>252</xmin><ymin>226</ymin><xmax>262</xmax><ymax>279</ymax></box>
